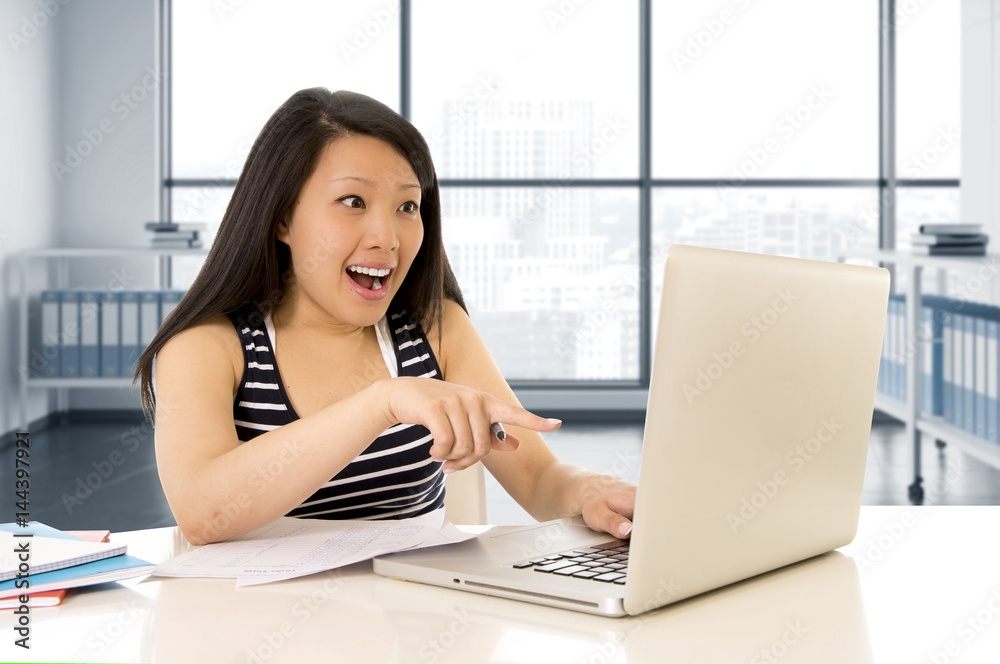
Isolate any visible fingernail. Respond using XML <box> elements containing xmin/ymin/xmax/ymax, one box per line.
<box><xmin>443</xmin><ymin>467</ymin><xmax>455</xmax><ymax>475</ymax></box>
<box><xmin>618</xmin><ymin>523</ymin><xmax>632</xmax><ymax>538</ymax></box>
<box><xmin>547</xmin><ymin>418</ymin><xmax>562</xmax><ymax>424</ymax></box>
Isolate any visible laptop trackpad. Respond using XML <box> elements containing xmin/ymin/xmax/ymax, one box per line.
<box><xmin>489</xmin><ymin>519</ymin><xmax>611</xmax><ymax>549</ymax></box>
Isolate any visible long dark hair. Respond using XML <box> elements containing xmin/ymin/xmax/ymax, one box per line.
<box><xmin>135</xmin><ymin>88</ymin><xmax>466</xmax><ymax>420</ymax></box>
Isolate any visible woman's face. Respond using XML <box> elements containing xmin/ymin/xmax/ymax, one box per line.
<box><xmin>277</xmin><ymin>134</ymin><xmax>424</xmax><ymax>329</ymax></box>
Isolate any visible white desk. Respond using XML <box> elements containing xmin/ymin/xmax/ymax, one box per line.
<box><xmin>2</xmin><ymin>506</ymin><xmax>998</xmax><ymax>663</ymax></box>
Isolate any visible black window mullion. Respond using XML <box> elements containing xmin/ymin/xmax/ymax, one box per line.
<box><xmin>400</xmin><ymin>0</ymin><xmax>411</xmax><ymax>120</ymax></box>
<box><xmin>880</xmin><ymin>0</ymin><xmax>897</xmax><ymax>289</ymax></box>
<box><xmin>161</xmin><ymin>0</ymin><xmax>172</xmax><ymax>222</ymax></box>
<box><xmin>639</xmin><ymin>0</ymin><xmax>652</xmax><ymax>388</ymax></box>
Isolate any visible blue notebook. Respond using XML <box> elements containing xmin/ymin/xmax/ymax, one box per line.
<box><xmin>0</xmin><ymin>552</ymin><xmax>156</xmax><ymax>600</ymax></box>
<box><xmin>0</xmin><ymin>521</ymin><xmax>88</xmax><ymax>539</ymax></box>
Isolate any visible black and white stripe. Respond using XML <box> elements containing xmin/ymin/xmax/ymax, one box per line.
<box><xmin>228</xmin><ymin>307</ymin><xmax>445</xmax><ymax>520</ymax></box>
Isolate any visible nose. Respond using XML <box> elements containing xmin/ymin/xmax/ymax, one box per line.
<box><xmin>364</xmin><ymin>205</ymin><xmax>400</xmax><ymax>252</ymax></box>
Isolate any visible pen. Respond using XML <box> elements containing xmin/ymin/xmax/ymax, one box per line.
<box><xmin>490</xmin><ymin>422</ymin><xmax>506</xmax><ymax>441</ymax></box>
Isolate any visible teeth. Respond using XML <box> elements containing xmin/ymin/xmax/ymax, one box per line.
<box><xmin>348</xmin><ymin>266</ymin><xmax>391</xmax><ymax>277</ymax></box>
<box><xmin>372</xmin><ymin>277</ymin><xmax>382</xmax><ymax>290</ymax></box>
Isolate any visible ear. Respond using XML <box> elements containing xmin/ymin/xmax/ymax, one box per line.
<box><xmin>276</xmin><ymin>214</ymin><xmax>291</xmax><ymax>245</ymax></box>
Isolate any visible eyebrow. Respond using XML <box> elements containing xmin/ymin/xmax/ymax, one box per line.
<box><xmin>329</xmin><ymin>176</ymin><xmax>420</xmax><ymax>190</ymax></box>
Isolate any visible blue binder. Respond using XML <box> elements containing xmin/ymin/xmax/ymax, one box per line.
<box><xmin>898</xmin><ymin>297</ymin><xmax>907</xmax><ymax>401</ymax></box>
<box><xmin>943</xmin><ymin>311</ymin><xmax>954</xmax><ymax>425</ymax></box>
<box><xmin>887</xmin><ymin>295</ymin><xmax>899</xmax><ymax>399</ymax></box>
<box><xmin>921</xmin><ymin>305</ymin><xmax>934</xmax><ymax>415</ymax></box>
<box><xmin>900</xmin><ymin>297</ymin><xmax>908</xmax><ymax>403</ymax></box>
<box><xmin>975</xmin><ymin>317</ymin><xmax>987</xmax><ymax>439</ymax></box>
<box><xmin>952</xmin><ymin>313</ymin><xmax>964</xmax><ymax>427</ymax></box>
<box><xmin>159</xmin><ymin>289</ymin><xmax>184</xmax><ymax>325</ymax></box>
<box><xmin>988</xmin><ymin>320</ymin><xmax>998</xmax><ymax>444</ymax></box>
<box><xmin>99</xmin><ymin>291</ymin><xmax>120</xmax><ymax>377</ymax></box>
<box><xmin>79</xmin><ymin>289</ymin><xmax>99</xmax><ymax>377</ymax></box>
<box><xmin>59</xmin><ymin>289</ymin><xmax>80</xmax><ymax>377</ymax></box>
<box><xmin>929</xmin><ymin>304</ymin><xmax>945</xmax><ymax>417</ymax></box>
<box><xmin>876</xmin><ymin>301</ymin><xmax>886</xmax><ymax>395</ymax></box>
<box><xmin>120</xmin><ymin>291</ymin><xmax>140</xmax><ymax>375</ymax></box>
<box><xmin>40</xmin><ymin>290</ymin><xmax>60</xmax><ymax>377</ymax></box>
<box><xmin>139</xmin><ymin>290</ymin><xmax>161</xmax><ymax>349</ymax></box>
<box><xmin>963</xmin><ymin>315</ymin><xmax>975</xmax><ymax>433</ymax></box>
<box><xmin>886</xmin><ymin>297</ymin><xmax>896</xmax><ymax>399</ymax></box>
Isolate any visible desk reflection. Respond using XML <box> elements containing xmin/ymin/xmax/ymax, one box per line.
<box><xmin>138</xmin><ymin>535</ymin><xmax>871</xmax><ymax>663</ymax></box>
<box><xmin>372</xmin><ymin>551</ymin><xmax>873</xmax><ymax>664</ymax></box>
<box><xmin>150</xmin><ymin>562</ymin><xmax>399</xmax><ymax>663</ymax></box>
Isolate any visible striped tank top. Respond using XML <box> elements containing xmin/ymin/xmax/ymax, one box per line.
<box><xmin>227</xmin><ymin>305</ymin><xmax>445</xmax><ymax>520</ymax></box>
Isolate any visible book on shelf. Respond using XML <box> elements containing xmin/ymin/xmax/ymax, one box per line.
<box><xmin>152</xmin><ymin>231</ymin><xmax>199</xmax><ymax>242</ymax></box>
<box><xmin>911</xmin><ymin>233</ymin><xmax>989</xmax><ymax>246</ymax></box>
<box><xmin>150</xmin><ymin>237</ymin><xmax>204</xmax><ymax>248</ymax></box>
<box><xmin>146</xmin><ymin>220</ymin><xmax>207</xmax><ymax>249</ymax></box>
<box><xmin>918</xmin><ymin>223</ymin><xmax>983</xmax><ymax>235</ymax></box>
<box><xmin>0</xmin><ymin>522</ymin><xmax>127</xmax><ymax>582</ymax></box>
<box><xmin>144</xmin><ymin>221</ymin><xmax>208</xmax><ymax>233</ymax></box>
<box><xmin>910</xmin><ymin>222</ymin><xmax>988</xmax><ymax>256</ymax></box>
<box><xmin>911</xmin><ymin>244</ymin><xmax>987</xmax><ymax>256</ymax></box>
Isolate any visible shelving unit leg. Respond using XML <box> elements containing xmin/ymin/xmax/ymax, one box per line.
<box><xmin>907</xmin><ymin>264</ymin><xmax>925</xmax><ymax>505</ymax></box>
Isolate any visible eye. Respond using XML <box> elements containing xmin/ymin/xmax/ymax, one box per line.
<box><xmin>337</xmin><ymin>195</ymin><xmax>365</xmax><ymax>209</ymax></box>
<box><xmin>398</xmin><ymin>200</ymin><xmax>419</xmax><ymax>215</ymax></box>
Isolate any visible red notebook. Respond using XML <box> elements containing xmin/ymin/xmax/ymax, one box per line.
<box><xmin>66</xmin><ymin>530</ymin><xmax>112</xmax><ymax>543</ymax></box>
<box><xmin>0</xmin><ymin>588</ymin><xmax>66</xmax><ymax>609</ymax></box>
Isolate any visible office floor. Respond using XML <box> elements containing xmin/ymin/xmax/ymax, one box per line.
<box><xmin>3</xmin><ymin>418</ymin><xmax>997</xmax><ymax>533</ymax></box>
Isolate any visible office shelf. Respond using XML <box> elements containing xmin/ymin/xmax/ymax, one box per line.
<box><xmin>838</xmin><ymin>249</ymin><xmax>1000</xmax><ymax>504</ymax></box>
<box><xmin>26</xmin><ymin>377</ymin><xmax>135</xmax><ymax>389</ymax></box>
<box><xmin>915</xmin><ymin>415</ymin><xmax>1000</xmax><ymax>469</ymax></box>
<box><xmin>17</xmin><ymin>247</ymin><xmax>207</xmax><ymax>429</ymax></box>
<box><xmin>873</xmin><ymin>393</ymin><xmax>908</xmax><ymax>423</ymax></box>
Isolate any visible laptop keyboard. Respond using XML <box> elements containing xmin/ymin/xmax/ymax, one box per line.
<box><xmin>512</xmin><ymin>541</ymin><xmax>628</xmax><ymax>584</ymax></box>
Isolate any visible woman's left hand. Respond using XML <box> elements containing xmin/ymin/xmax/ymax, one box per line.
<box><xmin>576</xmin><ymin>474</ymin><xmax>637</xmax><ymax>540</ymax></box>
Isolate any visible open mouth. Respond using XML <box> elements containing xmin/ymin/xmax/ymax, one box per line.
<box><xmin>346</xmin><ymin>265</ymin><xmax>392</xmax><ymax>294</ymax></box>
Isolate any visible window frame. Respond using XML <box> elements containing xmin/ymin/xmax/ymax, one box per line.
<box><xmin>159</xmin><ymin>0</ymin><xmax>960</xmax><ymax>391</ymax></box>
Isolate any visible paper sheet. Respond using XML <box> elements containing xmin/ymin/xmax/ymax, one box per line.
<box><xmin>153</xmin><ymin>508</ymin><xmax>487</xmax><ymax>586</ymax></box>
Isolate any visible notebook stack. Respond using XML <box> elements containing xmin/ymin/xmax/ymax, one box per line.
<box><xmin>0</xmin><ymin>522</ymin><xmax>155</xmax><ymax>609</ymax></box>
<box><xmin>911</xmin><ymin>223</ymin><xmax>990</xmax><ymax>256</ymax></box>
<box><xmin>145</xmin><ymin>221</ymin><xmax>207</xmax><ymax>248</ymax></box>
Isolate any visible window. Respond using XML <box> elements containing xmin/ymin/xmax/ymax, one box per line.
<box><xmin>652</xmin><ymin>0</ymin><xmax>878</xmax><ymax>179</ymax></box>
<box><xmin>165</xmin><ymin>0</ymin><xmax>961</xmax><ymax>387</ymax></box>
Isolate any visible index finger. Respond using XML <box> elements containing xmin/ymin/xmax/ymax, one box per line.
<box><xmin>485</xmin><ymin>395</ymin><xmax>561</xmax><ymax>433</ymax></box>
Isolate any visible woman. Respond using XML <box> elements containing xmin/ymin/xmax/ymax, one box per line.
<box><xmin>136</xmin><ymin>88</ymin><xmax>635</xmax><ymax>546</ymax></box>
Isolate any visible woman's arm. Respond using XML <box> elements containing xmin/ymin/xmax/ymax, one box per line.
<box><xmin>153</xmin><ymin>317</ymin><xmax>394</xmax><ymax>545</ymax></box>
<box><xmin>154</xmin><ymin>315</ymin><xmax>560</xmax><ymax>545</ymax></box>
<box><xmin>433</xmin><ymin>300</ymin><xmax>637</xmax><ymax>539</ymax></box>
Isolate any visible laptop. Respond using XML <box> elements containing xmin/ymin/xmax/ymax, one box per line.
<box><xmin>373</xmin><ymin>244</ymin><xmax>890</xmax><ymax>617</ymax></box>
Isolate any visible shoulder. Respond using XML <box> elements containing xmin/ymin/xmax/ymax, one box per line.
<box><xmin>422</xmin><ymin>297</ymin><xmax>471</xmax><ymax>343</ymax></box>
<box><xmin>425</xmin><ymin>298</ymin><xmax>477</xmax><ymax>380</ymax></box>
<box><xmin>157</xmin><ymin>314</ymin><xmax>244</xmax><ymax>396</ymax></box>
